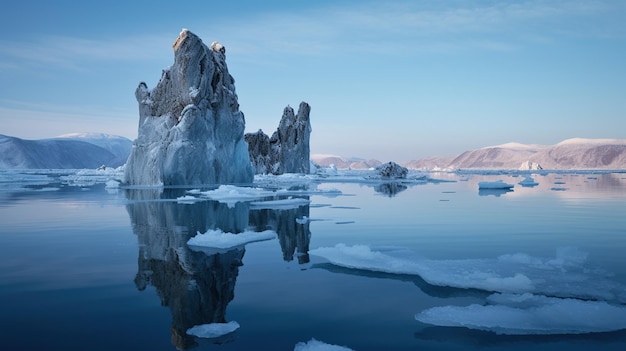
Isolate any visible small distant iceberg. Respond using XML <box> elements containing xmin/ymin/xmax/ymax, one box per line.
<box><xmin>186</xmin><ymin>321</ymin><xmax>240</xmax><ymax>338</ymax></box>
<box><xmin>478</xmin><ymin>180</ymin><xmax>514</xmax><ymax>189</ymax></box>
<box><xmin>294</xmin><ymin>338</ymin><xmax>354</xmax><ymax>351</ymax></box>
<box><xmin>518</xmin><ymin>176</ymin><xmax>539</xmax><ymax>187</ymax></box>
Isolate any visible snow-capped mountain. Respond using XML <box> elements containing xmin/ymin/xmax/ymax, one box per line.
<box><xmin>311</xmin><ymin>154</ymin><xmax>383</xmax><ymax>170</ymax></box>
<box><xmin>423</xmin><ymin>138</ymin><xmax>626</xmax><ymax>170</ymax></box>
<box><xmin>0</xmin><ymin>133</ymin><xmax>132</xmax><ymax>169</ymax></box>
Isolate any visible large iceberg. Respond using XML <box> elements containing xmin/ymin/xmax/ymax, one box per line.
<box><xmin>245</xmin><ymin>102</ymin><xmax>312</xmax><ymax>175</ymax></box>
<box><xmin>124</xmin><ymin>29</ymin><xmax>253</xmax><ymax>186</ymax></box>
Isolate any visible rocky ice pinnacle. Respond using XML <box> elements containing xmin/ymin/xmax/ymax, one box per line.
<box><xmin>376</xmin><ymin>161</ymin><xmax>408</xmax><ymax>179</ymax></box>
<box><xmin>245</xmin><ymin>102</ymin><xmax>312</xmax><ymax>175</ymax></box>
<box><xmin>124</xmin><ymin>29</ymin><xmax>253</xmax><ymax>185</ymax></box>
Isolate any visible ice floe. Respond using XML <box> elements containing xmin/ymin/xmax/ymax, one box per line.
<box><xmin>189</xmin><ymin>185</ymin><xmax>275</xmax><ymax>207</ymax></box>
<box><xmin>478</xmin><ymin>180</ymin><xmax>514</xmax><ymax>189</ymax></box>
<box><xmin>187</xmin><ymin>229</ymin><xmax>276</xmax><ymax>250</ymax></box>
<box><xmin>310</xmin><ymin>244</ymin><xmax>626</xmax><ymax>303</ymax></box>
<box><xmin>416</xmin><ymin>293</ymin><xmax>626</xmax><ymax>335</ymax></box>
<box><xmin>518</xmin><ymin>176</ymin><xmax>539</xmax><ymax>187</ymax></box>
<box><xmin>294</xmin><ymin>338</ymin><xmax>354</xmax><ymax>351</ymax></box>
<box><xmin>249</xmin><ymin>197</ymin><xmax>311</xmax><ymax>210</ymax></box>
<box><xmin>186</xmin><ymin>321</ymin><xmax>240</xmax><ymax>338</ymax></box>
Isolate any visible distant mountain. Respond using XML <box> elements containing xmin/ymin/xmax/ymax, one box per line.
<box><xmin>311</xmin><ymin>154</ymin><xmax>383</xmax><ymax>170</ymax></box>
<box><xmin>0</xmin><ymin>133</ymin><xmax>132</xmax><ymax>169</ymax></box>
<box><xmin>414</xmin><ymin>138</ymin><xmax>626</xmax><ymax>170</ymax></box>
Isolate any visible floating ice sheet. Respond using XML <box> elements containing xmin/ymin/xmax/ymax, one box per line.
<box><xmin>294</xmin><ymin>338</ymin><xmax>354</xmax><ymax>351</ymax></box>
<box><xmin>191</xmin><ymin>185</ymin><xmax>275</xmax><ymax>207</ymax></box>
<box><xmin>478</xmin><ymin>180</ymin><xmax>514</xmax><ymax>189</ymax></box>
<box><xmin>249</xmin><ymin>197</ymin><xmax>311</xmax><ymax>210</ymax></box>
<box><xmin>310</xmin><ymin>244</ymin><xmax>626</xmax><ymax>302</ymax></box>
<box><xmin>187</xmin><ymin>229</ymin><xmax>276</xmax><ymax>250</ymax></box>
<box><xmin>416</xmin><ymin>293</ymin><xmax>626</xmax><ymax>335</ymax></box>
<box><xmin>186</xmin><ymin>321</ymin><xmax>240</xmax><ymax>338</ymax></box>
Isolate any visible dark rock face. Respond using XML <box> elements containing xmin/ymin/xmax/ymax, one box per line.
<box><xmin>376</xmin><ymin>161</ymin><xmax>408</xmax><ymax>179</ymax></box>
<box><xmin>124</xmin><ymin>29</ymin><xmax>253</xmax><ymax>186</ymax></box>
<box><xmin>246</xmin><ymin>102</ymin><xmax>312</xmax><ymax>175</ymax></box>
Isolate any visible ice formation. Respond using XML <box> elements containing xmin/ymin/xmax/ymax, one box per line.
<box><xmin>310</xmin><ymin>244</ymin><xmax>626</xmax><ymax>302</ymax></box>
<box><xmin>518</xmin><ymin>176</ymin><xmax>539</xmax><ymax>187</ymax></box>
<box><xmin>249</xmin><ymin>198</ymin><xmax>311</xmax><ymax>210</ymax></box>
<box><xmin>245</xmin><ymin>102</ymin><xmax>312</xmax><ymax>175</ymax></box>
<box><xmin>416</xmin><ymin>293</ymin><xmax>626</xmax><ymax>335</ymax></box>
<box><xmin>294</xmin><ymin>338</ymin><xmax>354</xmax><ymax>351</ymax></box>
<box><xmin>477</xmin><ymin>180</ymin><xmax>514</xmax><ymax>189</ymax></box>
<box><xmin>124</xmin><ymin>29</ymin><xmax>253</xmax><ymax>185</ymax></box>
<box><xmin>188</xmin><ymin>185</ymin><xmax>275</xmax><ymax>208</ymax></box>
<box><xmin>186</xmin><ymin>321</ymin><xmax>240</xmax><ymax>338</ymax></box>
<box><xmin>187</xmin><ymin>229</ymin><xmax>276</xmax><ymax>249</ymax></box>
<box><xmin>375</xmin><ymin>161</ymin><xmax>408</xmax><ymax>179</ymax></box>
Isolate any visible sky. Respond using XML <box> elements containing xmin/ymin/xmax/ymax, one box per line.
<box><xmin>1</xmin><ymin>0</ymin><xmax>625</xmax><ymax>162</ymax></box>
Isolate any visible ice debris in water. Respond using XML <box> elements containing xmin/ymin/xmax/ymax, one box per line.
<box><xmin>249</xmin><ymin>197</ymin><xmax>311</xmax><ymax>210</ymax></box>
<box><xmin>187</xmin><ymin>229</ymin><xmax>276</xmax><ymax>249</ymax></box>
<box><xmin>186</xmin><ymin>321</ymin><xmax>239</xmax><ymax>338</ymax></box>
<box><xmin>416</xmin><ymin>293</ymin><xmax>626</xmax><ymax>335</ymax></box>
<box><xmin>478</xmin><ymin>180</ymin><xmax>514</xmax><ymax>189</ymax></box>
<box><xmin>309</xmin><ymin>244</ymin><xmax>626</xmax><ymax>303</ymax></box>
<box><xmin>189</xmin><ymin>185</ymin><xmax>275</xmax><ymax>207</ymax></box>
<box><xmin>294</xmin><ymin>338</ymin><xmax>354</xmax><ymax>351</ymax></box>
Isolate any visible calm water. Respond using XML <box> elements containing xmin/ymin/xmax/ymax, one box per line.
<box><xmin>1</xmin><ymin>170</ymin><xmax>625</xmax><ymax>350</ymax></box>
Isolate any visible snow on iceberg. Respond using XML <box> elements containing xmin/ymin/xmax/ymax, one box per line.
<box><xmin>294</xmin><ymin>338</ymin><xmax>354</xmax><ymax>351</ymax></box>
<box><xmin>310</xmin><ymin>244</ymin><xmax>626</xmax><ymax>302</ymax></box>
<box><xmin>478</xmin><ymin>180</ymin><xmax>514</xmax><ymax>189</ymax></box>
<box><xmin>187</xmin><ymin>229</ymin><xmax>276</xmax><ymax>250</ymax></box>
<box><xmin>416</xmin><ymin>293</ymin><xmax>626</xmax><ymax>335</ymax></box>
<box><xmin>186</xmin><ymin>321</ymin><xmax>240</xmax><ymax>338</ymax></box>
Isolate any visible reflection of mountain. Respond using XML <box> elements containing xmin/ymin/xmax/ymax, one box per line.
<box><xmin>125</xmin><ymin>189</ymin><xmax>312</xmax><ymax>349</ymax></box>
<box><xmin>249</xmin><ymin>196</ymin><xmax>311</xmax><ymax>264</ymax></box>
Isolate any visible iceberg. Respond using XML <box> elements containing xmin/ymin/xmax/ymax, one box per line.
<box><xmin>124</xmin><ymin>29</ymin><xmax>253</xmax><ymax>186</ymax></box>
<box><xmin>375</xmin><ymin>161</ymin><xmax>408</xmax><ymax>179</ymax></box>
<box><xmin>245</xmin><ymin>102</ymin><xmax>312</xmax><ymax>175</ymax></box>
<box><xmin>186</xmin><ymin>321</ymin><xmax>240</xmax><ymax>338</ymax></box>
<box><xmin>518</xmin><ymin>175</ymin><xmax>539</xmax><ymax>187</ymax></box>
<box><xmin>294</xmin><ymin>338</ymin><xmax>354</xmax><ymax>351</ymax></box>
<box><xmin>187</xmin><ymin>229</ymin><xmax>276</xmax><ymax>250</ymax></box>
<box><xmin>478</xmin><ymin>180</ymin><xmax>514</xmax><ymax>189</ymax></box>
<box><xmin>416</xmin><ymin>293</ymin><xmax>626</xmax><ymax>335</ymax></box>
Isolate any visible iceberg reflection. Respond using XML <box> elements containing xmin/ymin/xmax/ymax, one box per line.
<box><xmin>125</xmin><ymin>188</ymin><xmax>312</xmax><ymax>349</ymax></box>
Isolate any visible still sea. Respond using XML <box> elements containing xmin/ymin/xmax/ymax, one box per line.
<box><xmin>1</xmin><ymin>170</ymin><xmax>625</xmax><ymax>350</ymax></box>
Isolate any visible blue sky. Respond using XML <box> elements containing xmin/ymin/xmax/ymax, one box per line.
<box><xmin>1</xmin><ymin>0</ymin><xmax>625</xmax><ymax>161</ymax></box>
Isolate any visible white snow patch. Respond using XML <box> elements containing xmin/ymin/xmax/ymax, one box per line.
<box><xmin>186</xmin><ymin>321</ymin><xmax>240</xmax><ymax>338</ymax></box>
<box><xmin>416</xmin><ymin>293</ymin><xmax>626</xmax><ymax>335</ymax></box>
<box><xmin>187</xmin><ymin>229</ymin><xmax>276</xmax><ymax>249</ymax></box>
<box><xmin>294</xmin><ymin>338</ymin><xmax>354</xmax><ymax>351</ymax></box>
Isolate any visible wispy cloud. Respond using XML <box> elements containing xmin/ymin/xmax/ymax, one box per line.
<box><xmin>0</xmin><ymin>33</ymin><xmax>172</xmax><ymax>72</ymax></box>
<box><xmin>197</xmin><ymin>0</ymin><xmax>625</xmax><ymax>58</ymax></box>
